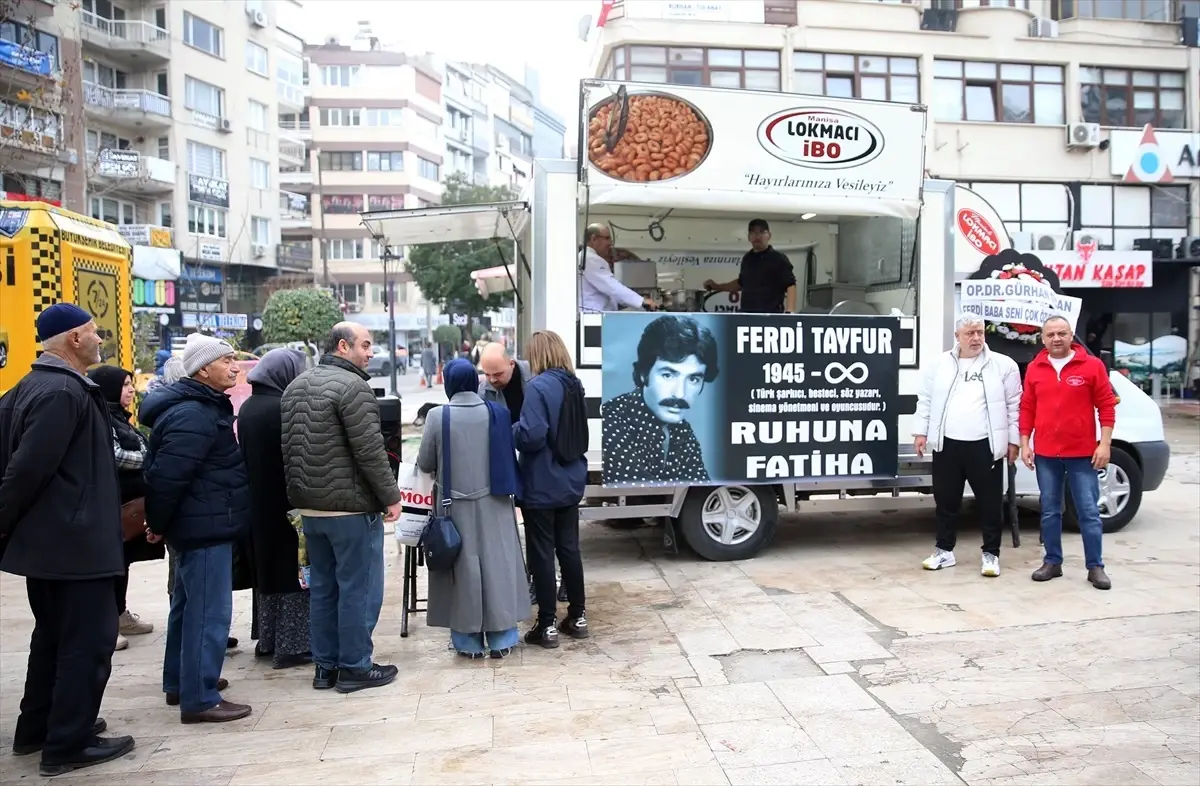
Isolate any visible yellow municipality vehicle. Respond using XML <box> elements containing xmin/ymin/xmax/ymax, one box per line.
<box><xmin>0</xmin><ymin>200</ymin><xmax>134</xmax><ymax>394</ymax></box>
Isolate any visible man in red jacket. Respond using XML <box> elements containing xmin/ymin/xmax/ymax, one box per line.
<box><xmin>1019</xmin><ymin>316</ymin><xmax>1116</xmax><ymax>590</ymax></box>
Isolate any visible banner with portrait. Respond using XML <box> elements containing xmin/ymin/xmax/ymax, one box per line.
<box><xmin>600</xmin><ymin>312</ymin><xmax>902</xmax><ymax>488</ymax></box>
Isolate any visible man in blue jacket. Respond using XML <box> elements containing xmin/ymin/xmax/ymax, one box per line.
<box><xmin>140</xmin><ymin>333</ymin><xmax>252</xmax><ymax>724</ymax></box>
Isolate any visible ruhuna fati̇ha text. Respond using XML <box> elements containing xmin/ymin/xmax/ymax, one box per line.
<box><xmin>733</xmin><ymin>323</ymin><xmax>893</xmax><ymax>480</ymax></box>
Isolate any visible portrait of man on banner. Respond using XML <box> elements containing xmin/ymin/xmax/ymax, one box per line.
<box><xmin>601</xmin><ymin>315</ymin><xmax>720</xmax><ymax>486</ymax></box>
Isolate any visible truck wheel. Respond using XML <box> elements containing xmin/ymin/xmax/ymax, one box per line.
<box><xmin>0</xmin><ymin>342</ymin><xmax>6</xmax><ymax>369</ymax></box>
<box><xmin>1065</xmin><ymin>447</ymin><xmax>1142</xmax><ymax>534</ymax></box>
<box><xmin>677</xmin><ymin>485</ymin><xmax>778</xmax><ymax>561</ymax></box>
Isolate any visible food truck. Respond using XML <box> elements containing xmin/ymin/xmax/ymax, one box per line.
<box><xmin>0</xmin><ymin>200</ymin><xmax>134</xmax><ymax>394</ymax></box>
<box><xmin>360</xmin><ymin>80</ymin><xmax>1169</xmax><ymax>562</ymax></box>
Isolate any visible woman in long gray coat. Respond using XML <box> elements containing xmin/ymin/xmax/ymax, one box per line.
<box><xmin>417</xmin><ymin>358</ymin><xmax>529</xmax><ymax>658</ymax></box>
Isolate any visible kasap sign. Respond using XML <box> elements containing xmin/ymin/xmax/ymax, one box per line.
<box><xmin>582</xmin><ymin>80</ymin><xmax>926</xmax><ymax>219</ymax></box>
<box><xmin>1110</xmin><ymin>124</ymin><xmax>1198</xmax><ymax>183</ymax></box>
<box><xmin>1038</xmin><ymin>243</ymin><xmax>1153</xmax><ymax>289</ymax></box>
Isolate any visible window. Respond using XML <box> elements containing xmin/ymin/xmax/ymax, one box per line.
<box><xmin>418</xmin><ymin>157</ymin><xmax>440</xmax><ymax>181</ymax></box>
<box><xmin>0</xmin><ymin>21</ymin><xmax>60</xmax><ymax>70</ymax></box>
<box><xmin>367</xmin><ymin>151</ymin><xmax>403</xmax><ymax>171</ymax></box>
<box><xmin>1151</xmin><ymin>185</ymin><xmax>1191</xmax><ymax>228</ymax></box>
<box><xmin>184</xmin><ymin>76</ymin><xmax>224</xmax><ymax>118</ymax></box>
<box><xmin>182</xmin><ymin>12</ymin><xmax>223</xmax><ymax>58</ymax></box>
<box><xmin>933</xmin><ymin>60</ymin><xmax>1064</xmax><ymax>124</ymax></box>
<box><xmin>320</xmin><ymin>152</ymin><xmax>364</xmax><ymax>171</ymax></box>
<box><xmin>365</xmin><ymin>108</ymin><xmax>404</xmax><ymax>127</ymax></box>
<box><xmin>251</xmin><ymin>217</ymin><xmax>271</xmax><ymax>245</ymax></box>
<box><xmin>328</xmin><ymin>240</ymin><xmax>365</xmax><ymax>260</ymax></box>
<box><xmin>89</xmin><ymin>197</ymin><xmax>136</xmax><ymax>225</ymax></box>
<box><xmin>1051</xmin><ymin>0</ymin><xmax>1175</xmax><ymax>20</ymax></box>
<box><xmin>157</xmin><ymin>136</ymin><xmax>169</xmax><ymax>159</ymax></box>
<box><xmin>792</xmin><ymin>53</ymin><xmax>919</xmax><ymax>103</ymax></box>
<box><xmin>320</xmin><ymin>65</ymin><xmax>360</xmax><ymax>87</ymax></box>
<box><xmin>155</xmin><ymin>71</ymin><xmax>168</xmax><ymax>97</ymax></box>
<box><xmin>188</xmin><ymin>204</ymin><xmax>227</xmax><ymax>238</ymax></box>
<box><xmin>367</xmin><ymin>194</ymin><xmax>407</xmax><ymax>210</ymax></box>
<box><xmin>371</xmin><ymin>283</ymin><xmax>388</xmax><ymax>306</ymax></box>
<box><xmin>1080</xmin><ymin>68</ymin><xmax>1185</xmax><ymax>129</ymax></box>
<box><xmin>86</xmin><ymin>130</ymin><xmax>132</xmax><ymax>153</ymax></box>
<box><xmin>606</xmin><ymin>46</ymin><xmax>781</xmax><ymax>91</ymax></box>
<box><xmin>159</xmin><ymin>201</ymin><xmax>172</xmax><ymax>228</ymax></box>
<box><xmin>250</xmin><ymin>158</ymin><xmax>270</xmax><ymax>189</ymax></box>
<box><xmin>245</xmin><ymin>42</ymin><xmax>268</xmax><ymax>77</ymax></box>
<box><xmin>319</xmin><ymin>108</ymin><xmax>361</xmax><ymax>127</ymax></box>
<box><xmin>186</xmin><ymin>140</ymin><xmax>226</xmax><ymax>179</ymax></box>
<box><xmin>82</xmin><ymin>59</ymin><xmax>128</xmax><ymax>89</ymax></box>
<box><xmin>247</xmin><ymin>99</ymin><xmax>268</xmax><ymax>131</ymax></box>
<box><xmin>321</xmin><ymin>194</ymin><xmax>364</xmax><ymax>214</ymax></box>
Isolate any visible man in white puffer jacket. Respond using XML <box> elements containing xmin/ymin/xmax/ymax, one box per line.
<box><xmin>913</xmin><ymin>316</ymin><xmax>1022</xmax><ymax>577</ymax></box>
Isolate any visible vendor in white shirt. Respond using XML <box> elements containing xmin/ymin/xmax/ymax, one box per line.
<box><xmin>580</xmin><ymin>223</ymin><xmax>658</xmax><ymax>312</ymax></box>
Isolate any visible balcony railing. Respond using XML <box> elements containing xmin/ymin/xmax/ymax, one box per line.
<box><xmin>279</xmin><ymin>190</ymin><xmax>310</xmax><ymax>218</ymax></box>
<box><xmin>279</xmin><ymin>118</ymin><xmax>311</xmax><ymax>132</ymax></box>
<box><xmin>277</xmin><ymin>81</ymin><xmax>305</xmax><ymax>107</ymax></box>
<box><xmin>83</xmin><ymin>83</ymin><xmax>171</xmax><ymax>117</ymax></box>
<box><xmin>81</xmin><ymin>10</ymin><xmax>170</xmax><ymax>46</ymax></box>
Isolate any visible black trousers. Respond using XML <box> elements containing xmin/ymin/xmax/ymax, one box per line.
<box><xmin>114</xmin><ymin>566</ymin><xmax>129</xmax><ymax>615</ymax></box>
<box><xmin>524</xmin><ymin>505</ymin><xmax>585</xmax><ymax>625</ymax></box>
<box><xmin>13</xmin><ymin>577</ymin><xmax>118</xmax><ymax>757</ymax></box>
<box><xmin>932</xmin><ymin>437</ymin><xmax>1004</xmax><ymax>556</ymax></box>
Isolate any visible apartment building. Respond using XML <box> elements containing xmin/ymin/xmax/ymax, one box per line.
<box><xmin>2</xmin><ymin>0</ymin><xmax>297</xmax><ymax>339</ymax></box>
<box><xmin>589</xmin><ymin>0</ymin><xmax>1200</xmax><ymax>392</ymax></box>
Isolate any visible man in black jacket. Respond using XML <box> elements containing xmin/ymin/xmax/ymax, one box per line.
<box><xmin>140</xmin><ymin>333</ymin><xmax>252</xmax><ymax>724</ymax></box>
<box><xmin>0</xmin><ymin>303</ymin><xmax>136</xmax><ymax>776</ymax></box>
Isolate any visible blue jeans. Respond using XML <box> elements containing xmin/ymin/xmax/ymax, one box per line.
<box><xmin>1036</xmin><ymin>457</ymin><xmax>1104</xmax><ymax>569</ymax></box>
<box><xmin>302</xmin><ymin>514</ymin><xmax>385</xmax><ymax>671</ymax></box>
<box><xmin>163</xmin><ymin>543</ymin><xmax>233</xmax><ymax>713</ymax></box>
<box><xmin>451</xmin><ymin>628</ymin><xmax>519</xmax><ymax>655</ymax></box>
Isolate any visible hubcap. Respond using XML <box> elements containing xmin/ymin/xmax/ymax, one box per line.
<box><xmin>1096</xmin><ymin>464</ymin><xmax>1131</xmax><ymax>519</ymax></box>
<box><xmin>700</xmin><ymin>486</ymin><xmax>761</xmax><ymax>546</ymax></box>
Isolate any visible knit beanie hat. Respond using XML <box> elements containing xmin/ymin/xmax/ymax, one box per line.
<box><xmin>182</xmin><ymin>333</ymin><xmax>235</xmax><ymax>376</ymax></box>
<box><xmin>36</xmin><ymin>303</ymin><xmax>92</xmax><ymax>342</ymax></box>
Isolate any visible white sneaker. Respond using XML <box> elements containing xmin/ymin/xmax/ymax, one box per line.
<box><xmin>115</xmin><ymin>634</ymin><xmax>129</xmax><ymax>652</ymax></box>
<box><xmin>981</xmin><ymin>553</ymin><xmax>1001</xmax><ymax>577</ymax></box>
<box><xmin>119</xmin><ymin>609</ymin><xmax>154</xmax><ymax>635</ymax></box>
<box><xmin>922</xmin><ymin>549</ymin><xmax>956</xmax><ymax>571</ymax></box>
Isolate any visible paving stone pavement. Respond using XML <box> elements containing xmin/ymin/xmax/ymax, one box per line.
<box><xmin>1</xmin><ymin>420</ymin><xmax>1197</xmax><ymax>785</ymax></box>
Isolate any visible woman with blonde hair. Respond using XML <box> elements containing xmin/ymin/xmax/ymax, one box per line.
<box><xmin>513</xmin><ymin>331</ymin><xmax>590</xmax><ymax>648</ymax></box>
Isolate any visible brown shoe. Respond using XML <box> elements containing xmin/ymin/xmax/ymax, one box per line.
<box><xmin>1031</xmin><ymin>562</ymin><xmax>1063</xmax><ymax>582</ymax></box>
<box><xmin>165</xmin><ymin>678</ymin><xmax>228</xmax><ymax>707</ymax></box>
<box><xmin>1088</xmin><ymin>567</ymin><xmax>1112</xmax><ymax>590</ymax></box>
<box><xmin>180</xmin><ymin>700</ymin><xmax>252</xmax><ymax>724</ymax></box>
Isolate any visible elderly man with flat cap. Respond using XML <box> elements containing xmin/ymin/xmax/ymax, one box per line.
<box><xmin>0</xmin><ymin>303</ymin><xmax>136</xmax><ymax>776</ymax></box>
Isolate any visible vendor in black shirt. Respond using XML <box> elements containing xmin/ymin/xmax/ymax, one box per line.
<box><xmin>703</xmin><ymin>218</ymin><xmax>797</xmax><ymax>313</ymax></box>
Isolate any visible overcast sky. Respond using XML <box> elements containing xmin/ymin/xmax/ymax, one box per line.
<box><xmin>296</xmin><ymin>0</ymin><xmax>597</xmax><ymax>122</ymax></box>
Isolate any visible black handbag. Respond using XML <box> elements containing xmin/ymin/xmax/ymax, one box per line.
<box><xmin>419</xmin><ymin>405</ymin><xmax>462</xmax><ymax>571</ymax></box>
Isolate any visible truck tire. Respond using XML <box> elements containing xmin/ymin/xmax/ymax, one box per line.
<box><xmin>0</xmin><ymin>341</ymin><xmax>7</xmax><ymax>369</ymax></box>
<box><xmin>1065</xmin><ymin>447</ymin><xmax>1142</xmax><ymax>534</ymax></box>
<box><xmin>677</xmin><ymin>485</ymin><xmax>778</xmax><ymax>562</ymax></box>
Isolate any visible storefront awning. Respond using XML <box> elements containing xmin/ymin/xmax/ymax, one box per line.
<box><xmin>470</xmin><ymin>264</ymin><xmax>516</xmax><ymax>298</ymax></box>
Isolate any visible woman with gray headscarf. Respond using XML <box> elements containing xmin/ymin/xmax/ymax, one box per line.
<box><xmin>238</xmin><ymin>348</ymin><xmax>312</xmax><ymax>668</ymax></box>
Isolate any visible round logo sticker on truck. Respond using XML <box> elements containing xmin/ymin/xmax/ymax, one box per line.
<box><xmin>757</xmin><ymin>108</ymin><xmax>884</xmax><ymax>169</ymax></box>
<box><xmin>957</xmin><ymin>208</ymin><xmax>1001</xmax><ymax>257</ymax></box>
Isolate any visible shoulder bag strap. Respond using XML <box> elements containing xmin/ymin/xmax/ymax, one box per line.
<box><xmin>440</xmin><ymin>405</ymin><xmax>452</xmax><ymax>511</ymax></box>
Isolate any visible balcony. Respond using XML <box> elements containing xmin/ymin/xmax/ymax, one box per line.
<box><xmin>277</xmin><ymin>81</ymin><xmax>306</xmax><ymax>112</ymax></box>
<box><xmin>0</xmin><ymin>40</ymin><xmax>58</xmax><ymax>92</ymax></box>
<box><xmin>278</xmin><ymin>117</ymin><xmax>311</xmax><ymax>141</ymax></box>
<box><xmin>279</xmin><ymin>167</ymin><xmax>314</xmax><ymax>188</ymax></box>
<box><xmin>279</xmin><ymin>190</ymin><xmax>311</xmax><ymax>230</ymax></box>
<box><xmin>87</xmin><ymin>151</ymin><xmax>176</xmax><ymax>195</ymax></box>
<box><xmin>445</xmin><ymin>125</ymin><xmax>472</xmax><ymax>148</ymax></box>
<box><xmin>279</xmin><ymin>136</ymin><xmax>306</xmax><ymax>169</ymax></box>
<box><xmin>79</xmin><ymin>11</ymin><xmax>170</xmax><ymax>66</ymax></box>
<box><xmin>277</xmin><ymin>240</ymin><xmax>314</xmax><ymax>271</ymax></box>
<box><xmin>445</xmin><ymin>87</ymin><xmax>486</xmax><ymax>117</ymax></box>
<box><xmin>508</xmin><ymin>103</ymin><xmax>534</xmax><ymax>133</ymax></box>
<box><xmin>83</xmin><ymin>83</ymin><xmax>172</xmax><ymax>131</ymax></box>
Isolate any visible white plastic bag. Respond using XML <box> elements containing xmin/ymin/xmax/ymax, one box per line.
<box><xmin>394</xmin><ymin>462</ymin><xmax>434</xmax><ymax>546</ymax></box>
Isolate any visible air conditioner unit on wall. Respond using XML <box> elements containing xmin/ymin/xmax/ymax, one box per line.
<box><xmin>1074</xmin><ymin>231</ymin><xmax>1113</xmax><ymax>251</ymax></box>
<box><xmin>1029</xmin><ymin>17</ymin><xmax>1058</xmax><ymax>38</ymax></box>
<box><xmin>1035</xmin><ymin>233</ymin><xmax>1066</xmax><ymax>251</ymax></box>
<box><xmin>1066</xmin><ymin>123</ymin><xmax>1100</xmax><ymax>150</ymax></box>
<box><xmin>247</xmin><ymin>9</ymin><xmax>266</xmax><ymax>27</ymax></box>
<box><xmin>252</xmin><ymin>244</ymin><xmax>266</xmax><ymax>257</ymax></box>
<box><xmin>219</xmin><ymin>119</ymin><xmax>232</xmax><ymax>133</ymax></box>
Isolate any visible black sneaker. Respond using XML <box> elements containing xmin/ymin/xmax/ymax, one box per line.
<box><xmin>13</xmin><ymin>719</ymin><xmax>107</xmax><ymax>756</ymax></box>
<box><xmin>39</xmin><ymin>735</ymin><xmax>136</xmax><ymax>777</ymax></box>
<box><xmin>558</xmin><ymin>614</ymin><xmax>590</xmax><ymax>640</ymax></box>
<box><xmin>524</xmin><ymin>621</ymin><xmax>560</xmax><ymax>649</ymax></box>
<box><xmin>557</xmin><ymin>583</ymin><xmax>568</xmax><ymax>603</ymax></box>
<box><xmin>335</xmin><ymin>663</ymin><xmax>399</xmax><ymax>694</ymax></box>
<box><xmin>312</xmin><ymin>665</ymin><xmax>339</xmax><ymax>690</ymax></box>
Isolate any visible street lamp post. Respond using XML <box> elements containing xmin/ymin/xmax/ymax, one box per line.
<box><xmin>380</xmin><ymin>241</ymin><xmax>400</xmax><ymax>395</ymax></box>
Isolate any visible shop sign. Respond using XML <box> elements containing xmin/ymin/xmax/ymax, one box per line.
<box><xmin>197</xmin><ymin>242</ymin><xmax>223</xmax><ymax>262</ymax></box>
<box><xmin>622</xmin><ymin>0</ymin><xmax>765</xmax><ymax>23</ymax></box>
<box><xmin>184</xmin><ymin>312</ymin><xmax>248</xmax><ymax>331</ymax></box>
<box><xmin>599</xmin><ymin>312</ymin><xmax>900</xmax><ymax>487</ymax></box>
<box><xmin>1038</xmin><ymin>245</ymin><xmax>1153</xmax><ymax>289</ymax></box>
<box><xmin>1109</xmin><ymin>124</ymin><xmax>1199</xmax><ymax>183</ymax></box>
<box><xmin>581</xmin><ymin>80</ymin><xmax>925</xmax><ymax>220</ymax></box>
<box><xmin>132</xmin><ymin>278</ymin><xmax>179</xmax><ymax>316</ymax></box>
<box><xmin>178</xmin><ymin>265</ymin><xmax>223</xmax><ymax>313</ymax></box>
<box><xmin>188</xmin><ymin>174</ymin><xmax>230</xmax><ymax>208</ymax></box>
<box><xmin>97</xmin><ymin>149</ymin><xmax>139</xmax><ymax>178</ymax></box>
<box><xmin>952</xmin><ymin>185</ymin><xmax>1012</xmax><ymax>273</ymax></box>
<box><xmin>117</xmin><ymin>224</ymin><xmax>172</xmax><ymax>248</ymax></box>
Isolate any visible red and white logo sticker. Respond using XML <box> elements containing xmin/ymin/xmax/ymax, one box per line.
<box><xmin>757</xmin><ymin>108</ymin><xmax>884</xmax><ymax>170</ymax></box>
<box><xmin>957</xmin><ymin>208</ymin><xmax>1001</xmax><ymax>256</ymax></box>
<box><xmin>1065</xmin><ymin>375</ymin><xmax>1087</xmax><ymax>387</ymax></box>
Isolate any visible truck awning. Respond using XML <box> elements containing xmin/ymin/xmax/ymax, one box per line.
<box><xmin>359</xmin><ymin>201</ymin><xmax>529</xmax><ymax>246</ymax></box>
<box><xmin>470</xmin><ymin>264</ymin><xmax>516</xmax><ymax>298</ymax></box>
